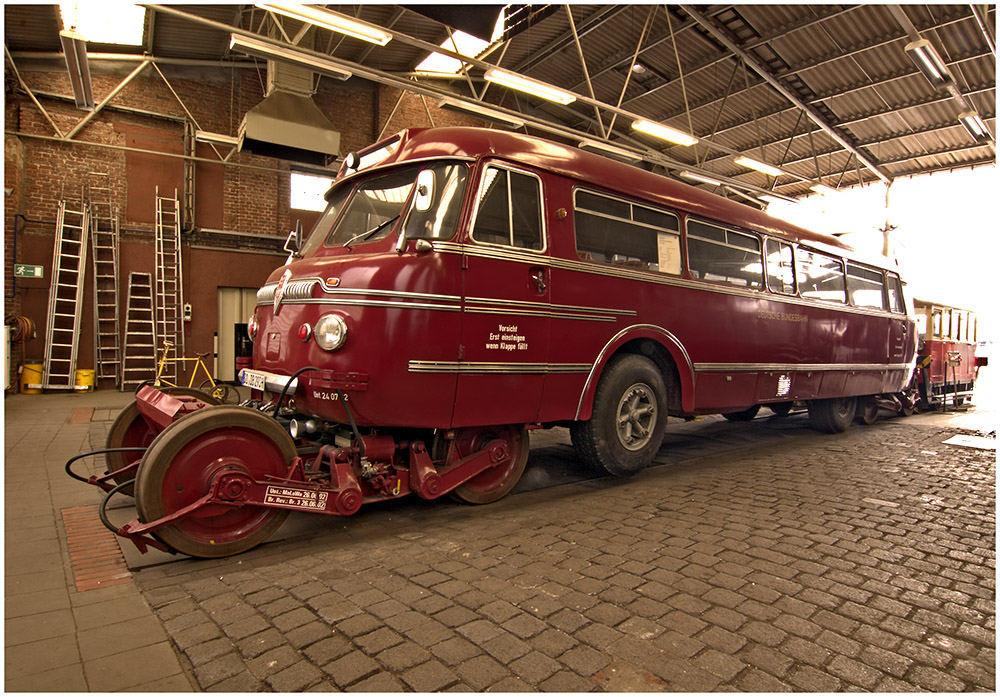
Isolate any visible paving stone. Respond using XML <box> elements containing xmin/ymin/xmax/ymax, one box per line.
<box><xmin>559</xmin><ymin>644</ymin><xmax>610</xmax><ymax>676</ymax></box>
<box><xmin>692</xmin><ymin>648</ymin><xmax>748</xmax><ymax>682</ymax></box>
<box><xmin>401</xmin><ymin>659</ymin><xmax>460</xmax><ymax>692</ymax></box>
<box><xmin>193</xmin><ymin>653</ymin><xmax>247</xmax><ymax>689</ymax></box>
<box><xmin>827</xmin><ymin>654</ymin><xmax>884</xmax><ymax>689</ymax></box>
<box><xmin>324</xmin><ymin>651</ymin><xmax>380</xmax><ymax>687</ymax></box>
<box><xmin>539</xmin><ymin>670</ymin><xmax>598</xmax><ymax>692</ymax></box>
<box><xmin>236</xmin><ymin>628</ymin><xmax>286</xmax><ymax>659</ymax></box>
<box><xmin>268</xmin><ymin>660</ymin><xmax>324</xmax><ymax>692</ymax></box>
<box><xmin>285</xmin><ymin>621</ymin><xmax>335</xmax><ymax>649</ymax></box>
<box><xmin>246</xmin><ymin>645</ymin><xmax>300</xmax><ymax>680</ymax></box>
<box><xmin>346</xmin><ymin>672</ymin><xmax>405</xmax><ymax>692</ymax></box>
<box><xmin>184</xmin><ymin>636</ymin><xmax>235</xmax><ymax>667</ymax></box>
<box><xmin>509</xmin><ymin>649</ymin><xmax>562</xmax><ymax>683</ymax></box>
<box><xmin>456</xmin><ymin>654</ymin><xmax>511</xmax><ymax>690</ymax></box>
<box><xmin>378</xmin><ymin>640</ymin><xmax>433</xmax><ymax>671</ymax></box>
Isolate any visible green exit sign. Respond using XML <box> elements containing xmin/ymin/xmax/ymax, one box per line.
<box><xmin>14</xmin><ymin>264</ymin><xmax>44</xmax><ymax>278</ymax></box>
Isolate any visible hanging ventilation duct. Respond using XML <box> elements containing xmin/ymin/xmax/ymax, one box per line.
<box><xmin>238</xmin><ymin>60</ymin><xmax>341</xmax><ymax>166</ymax></box>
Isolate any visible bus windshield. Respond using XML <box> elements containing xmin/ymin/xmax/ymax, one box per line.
<box><xmin>301</xmin><ymin>162</ymin><xmax>469</xmax><ymax>253</ymax></box>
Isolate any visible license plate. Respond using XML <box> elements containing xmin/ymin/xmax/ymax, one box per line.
<box><xmin>239</xmin><ymin>369</ymin><xmax>268</xmax><ymax>391</ymax></box>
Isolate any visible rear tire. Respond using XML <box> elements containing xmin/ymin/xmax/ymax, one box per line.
<box><xmin>571</xmin><ymin>354</ymin><xmax>667</xmax><ymax>476</ymax></box>
<box><xmin>723</xmin><ymin>405</ymin><xmax>760</xmax><ymax>422</ymax></box>
<box><xmin>808</xmin><ymin>397</ymin><xmax>857</xmax><ymax>433</ymax></box>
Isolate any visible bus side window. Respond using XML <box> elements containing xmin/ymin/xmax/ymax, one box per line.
<box><xmin>846</xmin><ymin>263</ymin><xmax>887</xmax><ymax>309</ymax></box>
<box><xmin>886</xmin><ymin>273</ymin><xmax>906</xmax><ymax>314</ymax></box>
<box><xmin>798</xmin><ymin>249</ymin><xmax>846</xmax><ymax>303</ymax></box>
<box><xmin>764</xmin><ymin>238</ymin><xmax>795</xmax><ymax>294</ymax></box>
<box><xmin>687</xmin><ymin>220</ymin><xmax>764</xmax><ymax>289</ymax></box>
<box><xmin>573</xmin><ymin>189</ymin><xmax>680</xmax><ymax>274</ymax></box>
<box><xmin>471</xmin><ymin>166</ymin><xmax>543</xmax><ymax>250</ymax></box>
<box><xmin>932</xmin><ymin>309</ymin><xmax>942</xmax><ymax>337</ymax></box>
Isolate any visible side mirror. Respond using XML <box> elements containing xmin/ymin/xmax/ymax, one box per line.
<box><xmin>414</xmin><ymin>169</ymin><xmax>435</xmax><ymax>212</ymax></box>
<box><xmin>283</xmin><ymin>220</ymin><xmax>303</xmax><ymax>262</ymax></box>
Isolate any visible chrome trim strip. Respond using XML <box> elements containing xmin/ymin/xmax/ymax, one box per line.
<box><xmin>408</xmin><ymin>361</ymin><xmax>591</xmax><ymax>374</ymax></box>
<box><xmin>258</xmin><ymin>280</ymin><xmax>463</xmax><ymax>306</ymax></box>
<box><xmin>464</xmin><ymin>306</ymin><xmax>616</xmax><ymax>322</ymax></box>
<box><xmin>574</xmin><ymin>324</ymin><xmax>695</xmax><ymax>420</ymax></box>
<box><xmin>693</xmin><ymin>362</ymin><xmax>912</xmax><ymax>372</ymax></box>
<box><xmin>270</xmin><ymin>298</ymin><xmax>462</xmax><ymax>312</ymax></box>
<box><xmin>465</xmin><ymin>295</ymin><xmax>636</xmax><ymax>316</ymax></box>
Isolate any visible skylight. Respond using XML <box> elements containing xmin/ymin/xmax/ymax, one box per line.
<box><xmin>59</xmin><ymin>2</ymin><xmax>146</xmax><ymax>46</ymax></box>
<box><xmin>414</xmin><ymin>13</ymin><xmax>505</xmax><ymax>75</ymax></box>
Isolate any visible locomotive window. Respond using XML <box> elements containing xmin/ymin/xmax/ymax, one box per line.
<box><xmin>401</xmin><ymin>163</ymin><xmax>469</xmax><ymax>240</ymax></box>
<box><xmin>798</xmin><ymin>249</ymin><xmax>846</xmax><ymax>303</ymax></box>
<box><xmin>886</xmin><ymin>273</ymin><xmax>906</xmax><ymax>314</ymax></box>
<box><xmin>471</xmin><ymin>166</ymin><xmax>543</xmax><ymax>250</ymax></box>
<box><xmin>325</xmin><ymin>165</ymin><xmax>420</xmax><ymax>246</ymax></box>
<box><xmin>573</xmin><ymin>189</ymin><xmax>680</xmax><ymax>274</ymax></box>
<box><xmin>846</xmin><ymin>263</ymin><xmax>887</xmax><ymax>309</ymax></box>
<box><xmin>687</xmin><ymin>220</ymin><xmax>764</xmax><ymax>289</ymax></box>
<box><xmin>765</xmin><ymin>239</ymin><xmax>796</xmax><ymax>295</ymax></box>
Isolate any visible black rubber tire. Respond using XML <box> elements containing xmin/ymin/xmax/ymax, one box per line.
<box><xmin>722</xmin><ymin>405</ymin><xmax>761</xmax><ymax>422</ymax></box>
<box><xmin>808</xmin><ymin>397</ymin><xmax>857</xmax><ymax>433</ymax></box>
<box><xmin>571</xmin><ymin>354</ymin><xmax>667</xmax><ymax>476</ymax></box>
<box><xmin>134</xmin><ymin>405</ymin><xmax>293</xmax><ymax>558</ymax></box>
<box><xmin>855</xmin><ymin>396</ymin><xmax>879</xmax><ymax>425</ymax></box>
<box><xmin>105</xmin><ymin>387</ymin><xmax>220</xmax><ymax>494</ymax></box>
<box><xmin>768</xmin><ymin>402</ymin><xmax>793</xmax><ymax>417</ymax></box>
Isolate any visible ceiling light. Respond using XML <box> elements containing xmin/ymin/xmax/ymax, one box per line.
<box><xmin>904</xmin><ymin>38</ymin><xmax>954</xmax><ymax>88</ymax></box>
<box><xmin>631</xmin><ymin>63</ymin><xmax>648</xmax><ymax>74</ymax></box>
<box><xmin>437</xmin><ymin>99</ymin><xmax>525</xmax><ymax>129</ymax></box>
<box><xmin>229</xmin><ymin>34</ymin><xmax>352</xmax><ymax>81</ymax></box>
<box><xmin>734</xmin><ymin>156</ymin><xmax>786</xmax><ymax>177</ymax></box>
<box><xmin>631</xmin><ymin>119</ymin><xmax>698</xmax><ymax>146</ymax></box>
<box><xmin>958</xmin><ymin>110</ymin><xmax>992</xmax><ymax>143</ymax></box>
<box><xmin>577</xmin><ymin>138</ymin><xmax>643</xmax><ymax>162</ymax></box>
<box><xmin>483</xmin><ymin>69</ymin><xmax>576</xmax><ymax>105</ymax></box>
<box><xmin>59</xmin><ymin>29</ymin><xmax>94</xmax><ymax>110</ymax></box>
<box><xmin>257</xmin><ymin>4</ymin><xmax>392</xmax><ymax>46</ymax></box>
<box><xmin>195</xmin><ymin>130</ymin><xmax>240</xmax><ymax>147</ymax></box>
<box><xmin>679</xmin><ymin>171</ymin><xmax>723</xmax><ymax>187</ymax></box>
<box><xmin>810</xmin><ymin>183</ymin><xmax>837</xmax><ymax>195</ymax></box>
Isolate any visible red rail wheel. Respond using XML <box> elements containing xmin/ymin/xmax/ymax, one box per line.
<box><xmin>449</xmin><ymin>425</ymin><xmax>529</xmax><ymax>505</ymax></box>
<box><xmin>134</xmin><ymin>406</ymin><xmax>294</xmax><ymax>558</ymax></box>
<box><xmin>105</xmin><ymin>387</ymin><xmax>220</xmax><ymax>494</ymax></box>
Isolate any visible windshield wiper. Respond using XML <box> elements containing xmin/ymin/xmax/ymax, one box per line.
<box><xmin>343</xmin><ymin>214</ymin><xmax>400</xmax><ymax>248</ymax></box>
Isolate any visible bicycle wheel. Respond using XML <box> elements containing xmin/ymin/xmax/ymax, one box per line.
<box><xmin>200</xmin><ymin>379</ymin><xmax>232</xmax><ymax>404</ymax></box>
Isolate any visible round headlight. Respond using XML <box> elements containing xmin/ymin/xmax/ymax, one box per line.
<box><xmin>314</xmin><ymin>314</ymin><xmax>348</xmax><ymax>351</ymax></box>
<box><xmin>247</xmin><ymin>315</ymin><xmax>258</xmax><ymax>341</ymax></box>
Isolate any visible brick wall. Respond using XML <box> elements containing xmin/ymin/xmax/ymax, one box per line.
<box><xmin>4</xmin><ymin>59</ymin><xmax>484</xmax><ymax>390</ymax></box>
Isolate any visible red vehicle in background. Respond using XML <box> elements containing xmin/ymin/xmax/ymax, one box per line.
<box><xmin>76</xmin><ymin>127</ymin><xmax>920</xmax><ymax>557</ymax></box>
<box><xmin>912</xmin><ymin>299</ymin><xmax>986</xmax><ymax>409</ymax></box>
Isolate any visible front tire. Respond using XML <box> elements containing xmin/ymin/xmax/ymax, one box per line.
<box><xmin>571</xmin><ymin>354</ymin><xmax>667</xmax><ymax>476</ymax></box>
<box><xmin>808</xmin><ymin>397</ymin><xmax>857</xmax><ymax>433</ymax></box>
<box><xmin>723</xmin><ymin>405</ymin><xmax>760</xmax><ymax>422</ymax></box>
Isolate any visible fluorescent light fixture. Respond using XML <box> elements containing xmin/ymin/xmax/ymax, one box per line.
<box><xmin>437</xmin><ymin>98</ymin><xmax>525</xmax><ymax>129</ymax></box>
<box><xmin>810</xmin><ymin>183</ymin><xmax>838</xmax><ymax>195</ymax></box>
<box><xmin>577</xmin><ymin>138</ymin><xmax>643</xmax><ymax>162</ymax></box>
<box><xmin>257</xmin><ymin>4</ymin><xmax>392</xmax><ymax>46</ymax></box>
<box><xmin>734</xmin><ymin>155</ymin><xmax>786</xmax><ymax>178</ymax></box>
<box><xmin>229</xmin><ymin>34</ymin><xmax>352</xmax><ymax>81</ymax></box>
<box><xmin>483</xmin><ymin>69</ymin><xmax>576</xmax><ymax>105</ymax></box>
<box><xmin>631</xmin><ymin>119</ymin><xmax>698</xmax><ymax>147</ymax></box>
<box><xmin>904</xmin><ymin>38</ymin><xmax>954</xmax><ymax>88</ymax></box>
<box><xmin>679</xmin><ymin>170</ymin><xmax>723</xmax><ymax>187</ymax></box>
<box><xmin>59</xmin><ymin>29</ymin><xmax>94</xmax><ymax>110</ymax></box>
<box><xmin>958</xmin><ymin>110</ymin><xmax>991</xmax><ymax>143</ymax></box>
<box><xmin>195</xmin><ymin>130</ymin><xmax>240</xmax><ymax>147</ymax></box>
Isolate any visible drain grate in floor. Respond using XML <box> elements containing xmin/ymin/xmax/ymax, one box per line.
<box><xmin>61</xmin><ymin>505</ymin><xmax>132</xmax><ymax>592</ymax></box>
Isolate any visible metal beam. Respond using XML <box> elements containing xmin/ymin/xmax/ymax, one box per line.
<box><xmin>680</xmin><ymin>6</ymin><xmax>900</xmax><ymax>184</ymax></box>
<box><xmin>66</xmin><ymin>59</ymin><xmax>152</xmax><ymax>140</ymax></box>
<box><xmin>514</xmin><ymin>5</ymin><xmax>625</xmax><ymax>73</ymax></box>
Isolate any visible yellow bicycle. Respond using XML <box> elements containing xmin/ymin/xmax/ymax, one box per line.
<box><xmin>150</xmin><ymin>339</ymin><xmax>235</xmax><ymax>403</ymax></box>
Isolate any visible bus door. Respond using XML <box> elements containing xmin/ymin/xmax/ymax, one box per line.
<box><xmin>886</xmin><ymin>273</ymin><xmax>914</xmax><ymax>386</ymax></box>
<box><xmin>453</xmin><ymin>163</ymin><xmax>551</xmax><ymax>427</ymax></box>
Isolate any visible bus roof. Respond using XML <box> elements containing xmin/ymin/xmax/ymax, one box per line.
<box><xmin>350</xmin><ymin>126</ymin><xmax>900</xmax><ymax>271</ymax></box>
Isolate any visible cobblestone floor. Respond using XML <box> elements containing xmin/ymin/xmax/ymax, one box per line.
<box><xmin>129</xmin><ymin>418</ymin><xmax>995</xmax><ymax>692</ymax></box>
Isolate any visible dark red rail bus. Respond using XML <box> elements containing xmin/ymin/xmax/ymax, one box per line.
<box><xmin>912</xmin><ymin>299</ymin><xmax>986</xmax><ymax>408</ymax></box>
<box><xmin>82</xmin><ymin>127</ymin><xmax>919</xmax><ymax>557</ymax></box>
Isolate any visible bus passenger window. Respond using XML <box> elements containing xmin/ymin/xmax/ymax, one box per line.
<box><xmin>846</xmin><ymin>263</ymin><xmax>887</xmax><ymax>309</ymax></box>
<box><xmin>573</xmin><ymin>189</ymin><xmax>680</xmax><ymax>274</ymax></box>
<box><xmin>932</xmin><ymin>309</ymin><xmax>942</xmax><ymax>337</ymax></box>
<box><xmin>765</xmin><ymin>239</ymin><xmax>795</xmax><ymax>294</ymax></box>
<box><xmin>797</xmin><ymin>249</ymin><xmax>846</xmax><ymax>303</ymax></box>
<box><xmin>687</xmin><ymin>220</ymin><xmax>764</xmax><ymax>289</ymax></box>
<box><xmin>472</xmin><ymin>166</ymin><xmax>543</xmax><ymax>250</ymax></box>
<box><xmin>886</xmin><ymin>273</ymin><xmax>906</xmax><ymax>314</ymax></box>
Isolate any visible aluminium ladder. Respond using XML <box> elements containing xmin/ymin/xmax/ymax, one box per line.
<box><xmin>42</xmin><ymin>197</ymin><xmax>90</xmax><ymax>390</ymax></box>
<box><xmin>88</xmin><ymin>172</ymin><xmax>122</xmax><ymax>387</ymax></box>
<box><xmin>154</xmin><ymin>187</ymin><xmax>185</xmax><ymax>383</ymax></box>
<box><xmin>121</xmin><ymin>272</ymin><xmax>157</xmax><ymax>388</ymax></box>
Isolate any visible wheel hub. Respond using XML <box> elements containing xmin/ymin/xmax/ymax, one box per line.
<box><xmin>616</xmin><ymin>383</ymin><xmax>657</xmax><ymax>451</ymax></box>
